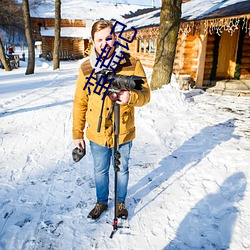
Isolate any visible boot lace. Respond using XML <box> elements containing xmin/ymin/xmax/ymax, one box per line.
<box><xmin>118</xmin><ymin>202</ymin><xmax>126</xmax><ymax>211</ymax></box>
<box><xmin>93</xmin><ymin>203</ymin><xmax>102</xmax><ymax>215</ymax></box>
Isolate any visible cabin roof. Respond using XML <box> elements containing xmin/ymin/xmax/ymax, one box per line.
<box><xmin>40</xmin><ymin>27</ymin><xmax>92</xmax><ymax>39</ymax></box>
<box><xmin>182</xmin><ymin>0</ymin><xmax>250</xmax><ymax>21</ymax></box>
<box><xmin>123</xmin><ymin>0</ymin><xmax>250</xmax><ymax>30</ymax></box>
<box><xmin>30</xmin><ymin>0</ymin><xmax>151</xmax><ymax>21</ymax></box>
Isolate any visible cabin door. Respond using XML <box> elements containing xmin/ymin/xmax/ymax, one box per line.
<box><xmin>216</xmin><ymin>30</ymin><xmax>239</xmax><ymax>79</ymax></box>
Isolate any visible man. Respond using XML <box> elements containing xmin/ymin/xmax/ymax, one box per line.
<box><xmin>72</xmin><ymin>20</ymin><xmax>150</xmax><ymax>220</ymax></box>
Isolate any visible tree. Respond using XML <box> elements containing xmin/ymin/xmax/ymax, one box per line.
<box><xmin>0</xmin><ymin>37</ymin><xmax>11</xmax><ymax>71</ymax></box>
<box><xmin>22</xmin><ymin>0</ymin><xmax>35</xmax><ymax>75</ymax></box>
<box><xmin>53</xmin><ymin>0</ymin><xmax>61</xmax><ymax>70</ymax></box>
<box><xmin>0</xmin><ymin>0</ymin><xmax>23</xmax><ymax>71</ymax></box>
<box><xmin>151</xmin><ymin>0</ymin><xmax>182</xmax><ymax>90</ymax></box>
<box><xmin>0</xmin><ymin>0</ymin><xmax>24</xmax><ymax>43</ymax></box>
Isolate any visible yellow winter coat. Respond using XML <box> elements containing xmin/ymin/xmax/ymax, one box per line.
<box><xmin>72</xmin><ymin>53</ymin><xmax>150</xmax><ymax>148</ymax></box>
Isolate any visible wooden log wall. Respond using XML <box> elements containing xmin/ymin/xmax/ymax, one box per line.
<box><xmin>41</xmin><ymin>37</ymin><xmax>87</xmax><ymax>58</ymax></box>
<box><xmin>41</xmin><ymin>37</ymin><xmax>53</xmax><ymax>58</ymax></box>
<box><xmin>61</xmin><ymin>38</ymin><xmax>74</xmax><ymax>52</ymax></box>
<box><xmin>72</xmin><ymin>38</ymin><xmax>88</xmax><ymax>56</ymax></box>
<box><xmin>135</xmin><ymin>53</ymin><xmax>155</xmax><ymax>68</ymax></box>
<box><xmin>32</xmin><ymin>18</ymin><xmax>86</xmax><ymax>29</ymax></box>
<box><xmin>173</xmin><ymin>34</ymin><xmax>185</xmax><ymax>75</ymax></box>
<box><xmin>173</xmin><ymin>34</ymin><xmax>199</xmax><ymax>80</ymax></box>
<box><xmin>184</xmin><ymin>35</ymin><xmax>198</xmax><ymax>79</ymax></box>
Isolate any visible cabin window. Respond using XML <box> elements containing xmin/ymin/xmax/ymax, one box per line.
<box><xmin>137</xmin><ymin>38</ymin><xmax>156</xmax><ymax>54</ymax></box>
<box><xmin>137</xmin><ymin>39</ymin><xmax>142</xmax><ymax>53</ymax></box>
<box><xmin>146</xmin><ymin>38</ymin><xmax>150</xmax><ymax>52</ymax></box>
<box><xmin>150</xmin><ymin>38</ymin><xmax>155</xmax><ymax>53</ymax></box>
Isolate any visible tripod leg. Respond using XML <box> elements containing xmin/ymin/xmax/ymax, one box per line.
<box><xmin>111</xmin><ymin>102</ymin><xmax>121</xmax><ymax>237</ymax></box>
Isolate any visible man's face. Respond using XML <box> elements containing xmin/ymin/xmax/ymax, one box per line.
<box><xmin>93</xmin><ymin>27</ymin><xmax>116</xmax><ymax>59</ymax></box>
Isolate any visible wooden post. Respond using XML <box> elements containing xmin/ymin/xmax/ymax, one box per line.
<box><xmin>144</xmin><ymin>38</ymin><xmax>146</xmax><ymax>54</ymax></box>
<box><xmin>195</xmin><ymin>32</ymin><xmax>207</xmax><ymax>88</ymax></box>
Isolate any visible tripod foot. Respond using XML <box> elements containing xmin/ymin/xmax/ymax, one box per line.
<box><xmin>109</xmin><ymin>218</ymin><xmax>130</xmax><ymax>238</ymax></box>
<box><xmin>110</xmin><ymin>229</ymin><xmax>117</xmax><ymax>238</ymax></box>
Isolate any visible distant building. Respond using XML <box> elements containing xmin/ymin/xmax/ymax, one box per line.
<box><xmin>30</xmin><ymin>1</ymin><xmax>151</xmax><ymax>60</ymax></box>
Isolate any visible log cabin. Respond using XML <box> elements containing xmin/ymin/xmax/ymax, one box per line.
<box><xmin>31</xmin><ymin>18</ymin><xmax>91</xmax><ymax>60</ymax></box>
<box><xmin>31</xmin><ymin>0</ymin><xmax>250</xmax><ymax>94</ymax></box>
<box><xmin>120</xmin><ymin>0</ymin><xmax>250</xmax><ymax>93</ymax></box>
<box><xmin>30</xmin><ymin>1</ymin><xmax>153</xmax><ymax>61</ymax></box>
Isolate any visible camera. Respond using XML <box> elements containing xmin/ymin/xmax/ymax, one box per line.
<box><xmin>96</xmin><ymin>69</ymin><xmax>144</xmax><ymax>92</ymax></box>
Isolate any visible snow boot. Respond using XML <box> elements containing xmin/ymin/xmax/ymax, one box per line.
<box><xmin>117</xmin><ymin>202</ymin><xmax>128</xmax><ymax>219</ymax></box>
<box><xmin>87</xmin><ymin>202</ymin><xmax>108</xmax><ymax>220</ymax></box>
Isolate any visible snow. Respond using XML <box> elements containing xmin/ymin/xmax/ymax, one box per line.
<box><xmin>40</xmin><ymin>27</ymin><xmax>92</xmax><ymax>38</ymax></box>
<box><xmin>0</xmin><ymin>48</ymin><xmax>250</xmax><ymax>249</ymax></box>
<box><xmin>96</xmin><ymin>0</ymin><xmax>161</xmax><ymax>7</ymax></box>
<box><xmin>182</xmin><ymin>0</ymin><xmax>249</xmax><ymax>21</ymax></box>
<box><xmin>125</xmin><ymin>0</ymin><xmax>250</xmax><ymax>30</ymax></box>
<box><xmin>30</xmin><ymin>0</ymin><xmax>250</xmax><ymax>30</ymax></box>
<box><xmin>125</xmin><ymin>8</ymin><xmax>160</xmax><ymax>30</ymax></box>
<box><xmin>30</xmin><ymin>0</ymin><xmax>152</xmax><ymax>20</ymax></box>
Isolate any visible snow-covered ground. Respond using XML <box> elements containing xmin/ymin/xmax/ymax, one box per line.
<box><xmin>0</xmin><ymin>49</ymin><xmax>250</xmax><ymax>250</ymax></box>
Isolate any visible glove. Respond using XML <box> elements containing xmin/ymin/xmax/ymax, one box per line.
<box><xmin>72</xmin><ymin>145</ymin><xmax>85</xmax><ymax>162</ymax></box>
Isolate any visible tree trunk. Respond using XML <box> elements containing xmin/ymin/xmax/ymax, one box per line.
<box><xmin>151</xmin><ymin>0</ymin><xmax>182</xmax><ymax>90</ymax></box>
<box><xmin>22</xmin><ymin>0</ymin><xmax>35</xmax><ymax>75</ymax></box>
<box><xmin>53</xmin><ymin>0</ymin><xmax>61</xmax><ymax>70</ymax></box>
<box><xmin>0</xmin><ymin>37</ymin><xmax>11</xmax><ymax>71</ymax></box>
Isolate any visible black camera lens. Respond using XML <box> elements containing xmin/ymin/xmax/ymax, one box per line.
<box><xmin>96</xmin><ymin>69</ymin><xmax>144</xmax><ymax>91</ymax></box>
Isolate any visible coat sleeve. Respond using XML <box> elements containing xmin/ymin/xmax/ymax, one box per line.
<box><xmin>72</xmin><ymin>68</ymin><xmax>88</xmax><ymax>140</ymax></box>
<box><xmin>128</xmin><ymin>59</ymin><xmax>150</xmax><ymax>107</ymax></box>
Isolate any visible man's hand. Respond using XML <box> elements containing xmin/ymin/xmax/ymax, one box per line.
<box><xmin>74</xmin><ymin>139</ymin><xmax>85</xmax><ymax>149</ymax></box>
<box><xmin>116</xmin><ymin>90</ymin><xmax>130</xmax><ymax>105</ymax></box>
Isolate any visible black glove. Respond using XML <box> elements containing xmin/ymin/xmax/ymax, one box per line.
<box><xmin>72</xmin><ymin>146</ymin><xmax>86</xmax><ymax>162</ymax></box>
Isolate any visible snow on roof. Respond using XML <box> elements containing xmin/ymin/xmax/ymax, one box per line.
<box><xmin>30</xmin><ymin>0</ymin><xmax>152</xmax><ymax>20</ymax></box>
<box><xmin>182</xmin><ymin>0</ymin><xmax>250</xmax><ymax>21</ymax></box>
<box><xmin>124</xmin><ymin>0</ymin><xmax>250</xmax><ymax>30</ymax></box>
<box><xmin>40</xmin><ymin>27</ymin><xmax>91</xmax><ymax>39</ymax></box>
<box><xmin>124</xmin><ymin>8</ymin><xmax>160</xmax><ymax>30</ymax></box>
<box><xmin>31</xmin><ymin>0</ymin><xmax>250</xmax><ymax>37</ymax></box>
<box><xmin>93</xmin><ymin>0</ymin><xmax>161</xmax><ymax>7</ymax></box>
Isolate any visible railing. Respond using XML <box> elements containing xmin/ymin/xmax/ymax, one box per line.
<box><xmin>46</xmin><ymin>51</ymin><xmax>76</xmax><ymax>61</ymax></box>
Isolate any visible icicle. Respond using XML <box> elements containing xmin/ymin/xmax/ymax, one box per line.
<box><xmin>178</xmin><ymin>15</ymin><xmax>250</xmax><ymax>37</ymax></box>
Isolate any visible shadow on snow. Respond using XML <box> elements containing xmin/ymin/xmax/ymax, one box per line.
<box><xmin>128</xmin><ymin>118</ymin><xmax>239</xmax><ymax>213</ymax></box>
<box><xmin>0</xmin><ymin>100</ymin><xmax>73</xmax><ymax>117</ymax></box>
<box><xmin>164</xmin><ymin>172</ymin><xmax>247</xmax><ymax>249</ymax></box>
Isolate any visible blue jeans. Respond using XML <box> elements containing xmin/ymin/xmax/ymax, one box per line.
<box><xmin>90</xmin><ymin>141</ymin><xmax>132</xmax><ymax>205</ymax></box>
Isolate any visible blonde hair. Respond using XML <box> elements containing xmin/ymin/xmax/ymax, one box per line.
<box><xmin>91</xmin><ymin>20</ymin><xmax>115</xmax><ymax>40</ymax></box>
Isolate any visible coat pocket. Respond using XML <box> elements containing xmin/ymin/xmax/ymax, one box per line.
<box><xmin>120</xmin><ymin>106</ymin><xmax>135</xmax><ymax>134</ymax></box>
